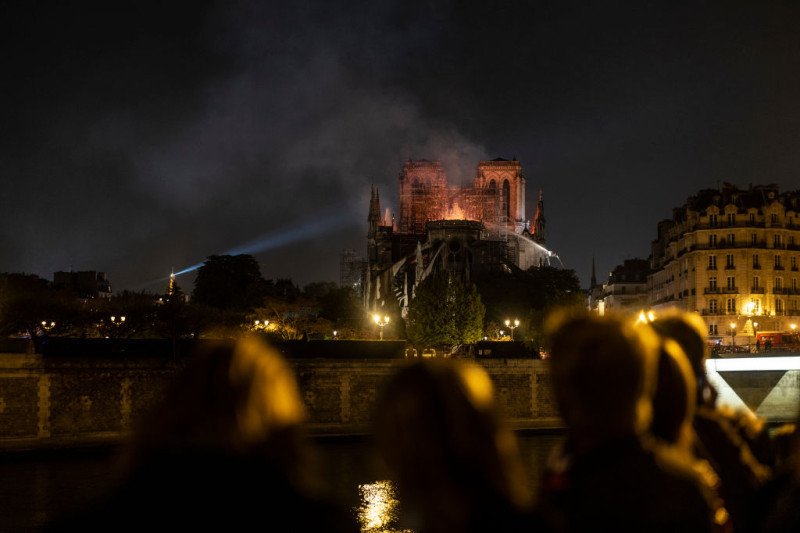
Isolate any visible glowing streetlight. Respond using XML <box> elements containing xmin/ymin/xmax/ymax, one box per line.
<box><xmin>730</xmin><ymin>322</ymin><xmax>736</xmax><ymax>346</ymax></box>
<box><xmin>41</xmin><ymin>321</ymin><xmax>55</xmax><ymax>331</ymax></box>
<box><xmin>254</xmin><ymin>319</ymin><xmax>269</xmax><ymax>330</ymax></box>
<box><xmin>505</xmin><ymin>318</ymin><xmax>519</xmax><ymax>341</ymax></box>
<box><xmin>374</xmin><ymin>315</ymin><xmax>390</xmax><ymax>340</ymax></box>
<box><xmin>333</xmin><ymin>330</ymin><xmax>338</xmax><ymax>340</ymax></box>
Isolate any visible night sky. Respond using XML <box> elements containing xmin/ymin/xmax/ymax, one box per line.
<box><xmin>3</xmin><ymin>1</ymin><xmax>800</xmax><ymax>293</ymax></box>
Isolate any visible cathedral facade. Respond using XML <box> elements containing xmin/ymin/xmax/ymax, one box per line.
<box><xmin>366</xmin><ymin>157</ymin><xmax>551</xmax><ymax>316</ymax></box>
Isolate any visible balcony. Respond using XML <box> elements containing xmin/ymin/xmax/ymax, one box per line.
<box><xmin>704</xmin><ymin>287</ymin><xmax>720</xmax><ymax>295</ymax></box>
<box><xmin>751</xmin><ymin>287</ymin><xmax>765</xmax><ymax>294</ymax></box>
<box><xmin>722</xmin><ymin>287</ymin><xmax>739</xmax><ymax>294</ymax></box>
<box><xmin>773</xmin><ymin>287</ymin><xmax>789</xmax><ymax>295</ymax></box>
<box><xmin>774</xmin><ymin>265</ymin><xmax>785</xmax><ymax>271</ymax></box>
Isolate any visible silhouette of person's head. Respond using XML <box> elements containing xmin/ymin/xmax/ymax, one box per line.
<box><xmin>547</xmin><ymin>312</ymin><xmax>659</xmax><ymax>452</ymax></box>
<box><xmin>129</xmin><ymin>337</ymin><xmax>306</xmax><ymax>470</ymax></box>
<box><xmin>651</xmin><ymin>312</ymin><xmax>711</xmax><ymax>405</ymax></box>
<box><xmin>373</xmin><ymin>359</ymin><xmax>530</xmax><ymax>531</ymax></box>
<box><xmin>651</xmin><ymin>339</ymin><xmax>697</xmax><ymax>448</ymax></box>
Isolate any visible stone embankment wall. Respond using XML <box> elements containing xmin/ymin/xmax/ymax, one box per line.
<box><xmin>0</xmin><ymin>354</ymin><xmax>561</xmax><ymax>450</ymax></box>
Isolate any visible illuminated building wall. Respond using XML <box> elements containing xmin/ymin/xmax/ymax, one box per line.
<box><xmin>648</xmin><ymin>183</ymin><xmax>800</xmax><ymax>343</ymax></box>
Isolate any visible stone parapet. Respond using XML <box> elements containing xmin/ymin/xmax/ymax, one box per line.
<box><xmin>0</xmin><ymin>354</ymin><xmax>561</xmax><ymax>451</ymax></box>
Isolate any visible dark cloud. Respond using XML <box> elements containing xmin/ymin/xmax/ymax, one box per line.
<box><xmin>3</xmin><ymin>1</ymin><xmax>800</xmax><ymax>292</ymax></box>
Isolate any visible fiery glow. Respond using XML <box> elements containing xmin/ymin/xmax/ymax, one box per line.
<box><xmin>356</xmin><ymin>481</ymin><xmax>411</xmax><ymax>532</ymax></box>
<box><xmin>443</xmin><ymin>203</ymin><xmax>467</xmax><ymax>220</ymax></box>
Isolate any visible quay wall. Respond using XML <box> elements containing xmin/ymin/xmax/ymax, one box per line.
<box><xmin>0</xmin><ymin>353</ymin><xmax>561</xmax><ymax>451</ymax></box>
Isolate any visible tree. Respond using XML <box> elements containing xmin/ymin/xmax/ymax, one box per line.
<box><xmin>474</xmin><ymin>266</ymin><xmax>584</xmax><ymax>346</ymax></box>
<box><xmin>406</xmin><ymin>271</ymin><xmax>485</xmax><ymax>355</ymax></box>
<box><xmin>192</xmin><ymin>255</ymin><xmax>268</xmax><ymax>312</ymax></box>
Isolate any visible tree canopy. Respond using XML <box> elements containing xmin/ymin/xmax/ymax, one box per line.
<box><xmin>474</xmin><ymin>266</ymin><xmax>584</xmax><ymax>348</ymax></box>
<box><xmin>191</xmin><ymin>254</ymin><xmax>268</xmax><ymax>312</ymax></box>
<box><xmin>406</xmin><ymin>271</ymin><xmax>485</xmax><ymax>354</ymax></box>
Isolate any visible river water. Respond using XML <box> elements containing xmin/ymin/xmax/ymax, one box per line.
<box><xmin>0</xmin><ymin>434</ymin><xmax>563</xmax><ymax>532</ymax></box>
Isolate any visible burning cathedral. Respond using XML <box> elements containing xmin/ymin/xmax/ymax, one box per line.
<box><xmin>366</xmin><ymin>157</ymin><xmax>558</xmax><ymax>316</ymax></box>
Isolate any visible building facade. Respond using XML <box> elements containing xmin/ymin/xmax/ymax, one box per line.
<box><xmin>366</xmin><ymin>157</ymin><xmax>553</xmax><ymax>316</ymax></box>
<box><xmin>648</xmin><ymin>183</ymin><xmax>800</xmax><ymax>344</ymax></box>
<box><xmin>588</xmin><ymin>258</ymin><xmax>649</xmax><ymax>316</ymax></box>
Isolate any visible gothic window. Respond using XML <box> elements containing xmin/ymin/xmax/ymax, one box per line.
<box><xmin>502</xmin><ymin>180</ymin><xmax>510</xmax><ymax>218</ymax></box>
<box><xmin>488</xmin><ymin>179</ymin><xmax>496</xmax><ymax>190</ymax></box>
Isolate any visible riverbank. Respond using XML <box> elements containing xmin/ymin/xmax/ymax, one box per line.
<box><xmin>0</xmin><ymin>353</ymin><xmax>562</xmax><ymax>451</ymax></box>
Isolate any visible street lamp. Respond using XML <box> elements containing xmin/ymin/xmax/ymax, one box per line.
<box><xmin>374</xmin><ymin>315</ymin><xmax>390</xmax><ymax>340</ymax></box>
<box><xmin>254</xmin><ymin>319</ymin><xmax>269</xmax><ymax>330</ymax></box>
<box><xmin>505</xmin><ymin>319</ymin><xmax>519</xmax><ymax>341</ymax></box>
<box><xmin>41</xmin><ymin>321</ymin><xmax>55</xmax><ymax>331</ymax></box>
<box><xmin>730</xmin><ymin>322</ymin><xmax>736</xmax><ymax>346</ymax></box>
<box><xmin>333</xmin><ymin>330</ymin><xmax>338</xmax><ymax>340</ymax></box>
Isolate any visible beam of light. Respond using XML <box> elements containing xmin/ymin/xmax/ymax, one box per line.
<box><xmin>136</xmin><ymin>209</ymin><xmax>358</xmax><ymax>289</ymax></box>
<box><xmin>708</xmin><ymin>356</ymin><xmax>800</xmax><ymax>372</ymax></box>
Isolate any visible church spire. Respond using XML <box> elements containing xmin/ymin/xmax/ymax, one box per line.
<box><xmin>368</xmin><ymin>185</ymin><xmax>381</xmax><ymax>238</ymax></box>
<box><xmin>532</xmin><ymin>187</ymin><xmax>546</xmax><ymax>245</ymax></box>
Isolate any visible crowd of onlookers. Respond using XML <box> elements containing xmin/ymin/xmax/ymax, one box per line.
<box><xmin>48</xmin><ymin>310</ymin><xmax>800</xmax><ymax>532</ymax></box>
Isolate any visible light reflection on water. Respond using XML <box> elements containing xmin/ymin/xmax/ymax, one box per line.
<box><xmin>0</xmin><ymin>434</ymin><xmax>563</xmax><ymax>531</ymax></box>
<box><xmin>356</xmin><ymin>480</ymin><xmax>412</xmax><ymax>533</ymax></box>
